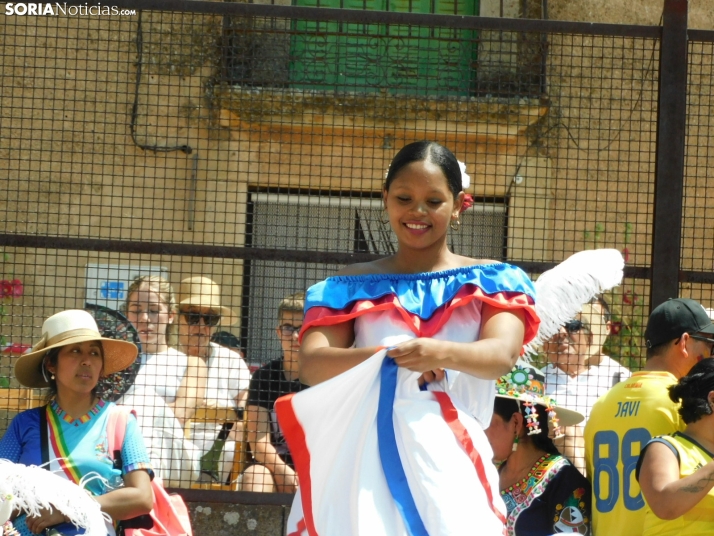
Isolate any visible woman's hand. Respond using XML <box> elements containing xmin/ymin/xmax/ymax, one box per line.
<box><xmin>418</xmin><ymin>369</ymin><xmax>446</xmax><ymax>385</ymax></box>
<box><xmin>386</xmin><ymin>305</ymin><xmax>525</xmax><ymax>381</ymax></box>
<box><xmin>387</xmin><ymin>338</ymin><xmax>447</xmax><ymax>373</ymax></box>
<box><xmin>24</xmin><ymin>507</ymin><xmax>68</xmax><ymax>534</ymax></box>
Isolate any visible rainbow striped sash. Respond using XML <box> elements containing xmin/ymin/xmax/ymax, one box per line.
<box><xmin>46</xmin><ymin>400</ymin><xmax>106</xmax><ymax>486</ymax></box>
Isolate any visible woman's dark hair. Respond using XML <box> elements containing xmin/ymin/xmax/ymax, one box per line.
<box><xmin>384</xmin><ymin>141</ymin><xmax>463</xmax><ymax>198</ymax></box>
<box><xmin>493</xmin><ymin>396</ymin><xmax>560</xmax><ymax>455</ymax></box>
<box><xmin>669</xmin><ymin>358</ymin><xmax>714</xmax><ymax>424</ymax></box>
<box><xmin>42</xmin><ymin>342</ymin><xmax>105</xmax><ymax>403</ymax></box>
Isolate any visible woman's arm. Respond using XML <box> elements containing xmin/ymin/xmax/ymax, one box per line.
<box><xmin>639</xmin><ymin>441</ymin><xmax>714</xmax><ymax>520</ymax></box>
<box><xmin>299</xmin><ymin>320</ymin><xmax>381</xmax><ymax>386</ymax></box>
<box><xmin>95</xmin><ymin>470</ymin><xmax>154</xmax><ymax>520</ymax></box>
<box><xmin>172</xmin><ymin>354</ymin><xmax>208</xmax><ymax>425</ymax></box>
<box><xmin>387</xmin><ymin>305</ymin><xmax>526</xmax><ymax>379</ymax></box>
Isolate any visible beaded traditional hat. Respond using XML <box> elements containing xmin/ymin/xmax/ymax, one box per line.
<box><xmin>495</xmin><ymin>363</ymin><xmax>584</xmax><ymax>437</ymax></box>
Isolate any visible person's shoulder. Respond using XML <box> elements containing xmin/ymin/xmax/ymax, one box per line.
<box><xmin>7</xmin><ymin>406</ymin><xmax>43</xmax><ymax>429</ymax></box>
<box><xmin>17</xmin><ymin>406</ymin><xmax>44</xmax><ymax>419</ymax></box>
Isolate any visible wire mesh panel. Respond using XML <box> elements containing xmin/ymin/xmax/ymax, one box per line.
<box><xmin>681</xmin><ymin>36</ymin><xmax>714</xmax><ymax>309</ymax></box>
<box><xmin>0</xmin><ymin>1</ymin><xmax>699</xmax><ymax>501</ymax></box>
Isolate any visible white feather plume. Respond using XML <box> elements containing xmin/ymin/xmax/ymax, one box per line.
<box><xmin>0</xmin><ymin>459</ymin><xmax>107</xmax><ymax>535</ymax></box>
<box><xmin>524</xmin><ymin>249</ymin><xmax>625</xmax><ymax>358</ymax></box>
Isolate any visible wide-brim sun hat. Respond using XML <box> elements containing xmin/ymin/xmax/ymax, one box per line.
<box><xmin>496</xmin><ymin>363</ymin><xmax>584</xmax><ymax>428</ymax></box>
<box><xmin>14</xmin><ymin>309</ymin><xmax>138</xmax><ymax>388</ymax></box>
<box><xmin>177</xmin><ymin>276</ymin><xmax>238</xmax><ymax>326</ymax></box>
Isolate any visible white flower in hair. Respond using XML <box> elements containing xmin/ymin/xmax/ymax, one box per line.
<box><xmin>458</xmin><ymin>161</ymin><xmax>470</xmax><ymax>190</ymax></box>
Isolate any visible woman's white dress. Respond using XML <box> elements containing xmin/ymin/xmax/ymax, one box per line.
<box><xmin>276</xmin><ymin>263</ymin><xmax>539</xmax><ymax>536</ymax></box>
<box><xmin>119</xmin><ymin>348</ymin><xmax>200</xmax><ymax>487</ymax></box>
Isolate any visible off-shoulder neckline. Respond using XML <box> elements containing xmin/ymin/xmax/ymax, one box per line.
<box><xmin>327</xmin><ymin>262</ymin><xmax>510</xmax><ymax>282</ymax></box>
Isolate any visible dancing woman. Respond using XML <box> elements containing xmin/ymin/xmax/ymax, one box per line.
<box><xmin>276</xmin><ymin>141</ymin><xmax>540</xmax><ymax>536</ymax></box>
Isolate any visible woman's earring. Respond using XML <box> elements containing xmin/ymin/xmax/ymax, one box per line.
<box><xmin>523</xmin><ymin>401</ymin><xmax>542</xmax><ymax>435</ymax></box>
<box><xmin>51</xmin><ymin>374</ymin><xmax>55</xmax><ymax>380</ymax></box>
<box><xmin>450</xmin><ymin>218</ymin><xmax>461</xmax><ymax>231</ymax></box>
<box><xmin>380</xmin><ymin>210</ymin><xmax>390</xmax><ymax>225</ymax></box>
<box><xmin>512</xmin><ymin>434</ymin><xmax>519</xmax><ymax>452</ymax></box>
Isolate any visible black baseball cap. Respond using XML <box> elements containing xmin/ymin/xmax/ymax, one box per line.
<box><xmin>645</xmin><ymin>298</ymin><xmax>714</xmax><ymax>348</ymax></box>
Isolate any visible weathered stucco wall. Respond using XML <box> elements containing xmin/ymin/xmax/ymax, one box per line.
<box><xmin>543</xmin><ymin>0</ymin><xmax>714</xmax><ymax>308</ymax></box>
<box><xmin>548</xmin><ymin>0</ymin><xmax>714</xmax><ymax>29</ymax></box>
<box><xmin>0</xmin><ymin>13</ymin><xmax>247</xmax><ymax>347</ymax></box>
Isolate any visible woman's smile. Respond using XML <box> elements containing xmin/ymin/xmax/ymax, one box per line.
<box><xmin>403</xmin><ymin>220</ymin><xmax>431</xmax><ymax>234</ymax></box>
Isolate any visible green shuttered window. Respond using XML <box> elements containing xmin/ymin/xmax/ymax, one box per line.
<box><xmin>291</xmin><ymin>0</ymin><xmax>480</xmax><ymax>96</ymax></box>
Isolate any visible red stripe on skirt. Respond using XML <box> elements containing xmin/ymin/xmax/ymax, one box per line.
<box><xmin>275</xmin><ymin>393</ymin><xmax>319</xmax><ymax>536</ymax></box>
<box><xmin>432</xmin><ymin>391</ymin><xmax>507</xmax><ymax>530</ymax></box>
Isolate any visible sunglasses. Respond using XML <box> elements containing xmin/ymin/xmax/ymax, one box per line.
<box><xmin>181</xmin><ymin>311</ymin><xmax>221</xmax><ymax>327</ymax></box>
<box><xmin>690</xmin><ymin>334</ymin><xmax>714</xmax><ymax>356</ymax></box>
<box><xmin>563</xmin><ymin>320</ymin><xmax>584</xmax><ymax>333</ymax></box>
<box><xmin>279</xmin><ymin>324</ymin><xmax>302</xmax><ymax>337</ymax></box>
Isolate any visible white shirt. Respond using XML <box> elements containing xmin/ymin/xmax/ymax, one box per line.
<box><xmin>542</xmin><ymin>356</ymin><xmax>632</xmax><ymax>420</ymax></box>
<box><xmin>204</xmin><ymin>342</ymin><xmax>251</xmax><ymax>407</ymax></box>
<box><xmin>190</xmin><ymin>342</ymin><xmax>252</xmax><ymax>456</ymax></box>
<box><xmin>132</xmin><ymin>348</ymin><xmax>188</xmax><ymax>404</ymax></box>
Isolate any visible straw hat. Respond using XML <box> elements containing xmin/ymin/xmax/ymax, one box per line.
<box><xmin>14</xmin><ymin>310</ymin><xmax>138</xmax><ymax>388</ymax></box>
<box><xmin>177</xmin><ymin>276</ymin><xmax>238</xmax><ymax>326</ymax></box>
<box><xmin>496</xmin><ymin>363</ymin><xmax>584</xmax><ymax>428</ymax></box>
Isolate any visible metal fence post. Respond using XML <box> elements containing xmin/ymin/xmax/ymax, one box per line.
<box><xmin>650</xmin><ymin>0</ymin><xmax>688</xmax><ymax>309</ymax></box>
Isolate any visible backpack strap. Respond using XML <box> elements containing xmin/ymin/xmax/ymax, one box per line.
<box><xmin>106</xmin><ymin>406</ymin><xmax>135</xmax><ymax>470</ymax></box>
<box><xmin>39</xmin><ymin>405</ymin><xmax>49</xmax><ymax>465</ymax></box>
<box><xmin>108</xmin><ymin>406</ymin><xmax>156</xmax><ymax>533</ymax></box>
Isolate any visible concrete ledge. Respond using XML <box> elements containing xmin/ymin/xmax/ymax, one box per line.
<box><xmin>172</xmin><ymin>490</ymin><xmax>293</xmax><ymax>536</ymax></box>
<box><xmin>187</xmin><ymin>502</ymin><xmax>290</xmax><ymax>536</ymax></box>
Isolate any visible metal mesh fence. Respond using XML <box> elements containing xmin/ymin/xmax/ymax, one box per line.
<box><xmin>0</xmin><ymin>1</ymin><xmax>711</xmax><ymax>499</ymax></box>
<box><xmin>682</xmin><ymin>36</ymin><xmax>714</xmax><ymax>305</ymax></box>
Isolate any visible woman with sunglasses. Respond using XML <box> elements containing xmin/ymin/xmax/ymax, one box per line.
<box><xmin>278</xmin><ymin>141</ymin><xmax>540</xmax><ymax>535</ymax></box>
<box><xmin>175</xmin><ymin>276</ymin><xmax>251</xmax><ymax>486</ymax></box>
<box><xmin>636</xmin><ymin>357</ymin><xmax>714</xmax><ymax>536</ymax></box>
<box><xmin>119</xmin><ymin>275</ymin><xmax>205</xmax><ymax>487</ymax></box>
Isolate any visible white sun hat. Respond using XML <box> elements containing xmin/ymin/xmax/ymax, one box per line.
<box><xmin>14</xmin><ymin>309</ymin><xmax>138</xmax><ymax>388</ymax></box>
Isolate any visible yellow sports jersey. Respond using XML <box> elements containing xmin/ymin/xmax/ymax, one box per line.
<box><xmin>642</xmin><ymin>432</ymin><xmax>714</xmax><ymax>536</ymax></box>
<box><xmin>584</xmin><ymin>371</ymin><xmax>684</xmax><ymax>536</ymax></box>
